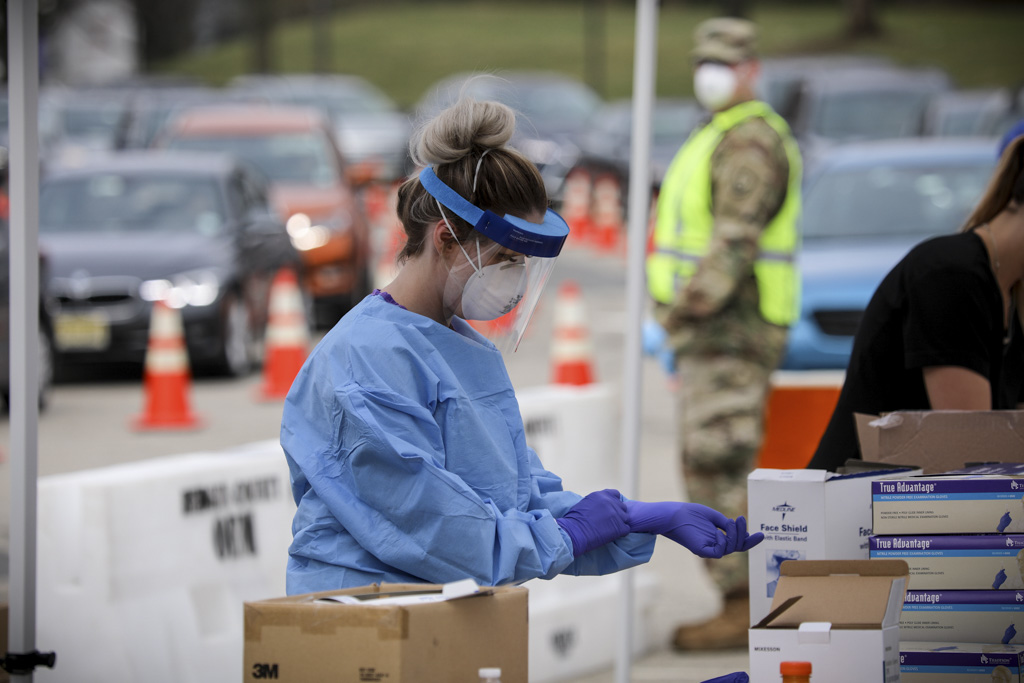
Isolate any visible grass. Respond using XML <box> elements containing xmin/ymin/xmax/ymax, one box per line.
<box><xmin>159</xmin><ymin>2</ymin><xmax>1024</xmax><ymax>109</ymax></box>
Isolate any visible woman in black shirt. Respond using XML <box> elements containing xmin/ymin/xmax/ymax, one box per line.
<box><xmin>810</xmin><ymin>135</ymin><xmax>1024</xmax><ymax>470</ymax></box>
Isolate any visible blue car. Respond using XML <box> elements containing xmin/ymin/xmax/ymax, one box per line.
<box><xmin>781</xmin><ymin>137</ymin><xmax>999</xmax><ymax>370</ymax></box>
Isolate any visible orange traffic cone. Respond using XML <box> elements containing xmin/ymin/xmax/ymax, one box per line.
<box><xmin>561</xmin><ymin>168</ymin><xmax>593</xmax><ymax>246</ymax></box>
<box><xmin>551</xmin><ymin>280</ymin><xmax>596</xmax><ymax>386</ymax></box>
<box><xmin>259</xmin><ymin>269</ymin><xmax>310</xmax><ymax>400</ymax></box>
<box><xmin>590</xmin><ymin>173</ymin><xmax>624</xmax><ymax>254</ymax></box>
<box><xmin>132</xmin><ymin>301</ymin><xmax>203</xmax><ymax>431</ymax></box>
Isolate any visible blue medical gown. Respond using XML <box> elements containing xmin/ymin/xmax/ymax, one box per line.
<box><xmin>282</xmin><ymin>295</ymin><xmax>655</xmax><ymax>594</ymax></box>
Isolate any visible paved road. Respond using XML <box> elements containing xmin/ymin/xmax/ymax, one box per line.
<box><xmin>0</xmin><ymin>244</ymin><xmax>746</xmax><ymax>681</ymax></box>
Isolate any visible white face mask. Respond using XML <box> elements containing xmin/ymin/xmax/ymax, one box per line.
<box><xmin>694</xmin><ymin>63</ymin><xmax>738</xmax><ymax>111</ymax></box>
<box><xmin>439</xmin><ymin>203</ymin><xmax>528</xmax><ymax>321</ymax></box>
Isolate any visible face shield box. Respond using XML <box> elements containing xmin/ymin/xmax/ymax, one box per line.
<box><xmin>870</xmin><ymin>534</ymin><xmax>1024</xmax><ymax>591</ymax></box>
<box><xmin>855</xmin><ymin>410</ymin><xmax>1024</xmax><ymax>475</ymax></box>
<box><xmin>900</xmin><ymin>642</ymin><xmax>1024</xmax><ymax>682</ymax></box>
<box><xmin>243</xmin><ymin>582</ymin><xmax>527</xmax><ymax>683</ymax></box>
<box><xmin>899</xmin><ymin>589</ymin><xmax>1024</xmax><ymax>645</ymax></box>
<box><xmin>871</xmin><ymin>463</ymin><xmax>1024</xmax><ymax>536</ymax></box>
<box><xmin>747</xmin><ymin>466</ymin><xmax>920</xmax><ymax>626</ymax></box>
<box><xmin>748</xmin><ymin>559</ymin><xmax>909</xmax><ymax>683</ymax></box>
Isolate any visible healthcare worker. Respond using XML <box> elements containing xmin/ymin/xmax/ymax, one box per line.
<box><xmin>282</xmin><ymin>96</ymin><xmax>763</xmax><ymax>608</ymax></box>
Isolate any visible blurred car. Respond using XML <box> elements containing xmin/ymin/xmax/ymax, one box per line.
<box><xmin>0</xmin><ymin>217</ymin><xmax>55</xmax><ymax>409</ymax></box>
<box><xmin>414</xmin><ymin>71</ymin><xmax>604</xmax><ymax>201</ymax></box>
<box><xmin>756</xmin><ymin>54</ymin><xmax>895</xmax><ymax>125</ymax></box>
<box><xmin>39</xmin><ymin>151</ymin><xmax>303</xmax><ymax>377</ymax></box>
<box><xmin>38</xmin><ymin>86</ymin><xmax>135</xmax><ymax>169</ymax></box>
<box><xmin>575</xmin><ymin>97</ymin><xmax>703</xmax><ymax>189</ymax></box>
<box><xmin>785</xmin><ymin>65</ymin><xmax>952</xmax><ymax>156</ymax></box>
<box><xmin>923</xmin><ymin>87</ymin><xmax>1019</xmax><ymax>138</ymax></box>
<box><xmin>158</xmin><ymin>104</ymin><xmax>372</xmax><ymax>326</ymax></box>
<box><xmin>115</xmin><ymin>85</ymin><xmax>254</xmax><ymax>151</ymax></box>
<box><xmin>228</xmin><ymin>73</ymin><xmax>412</xmax><ymax>182</ymax></box>
<box><xmin>781</xmin><ymin>137</ymin><xmax>998</xmax><ymax>370</ymax></box>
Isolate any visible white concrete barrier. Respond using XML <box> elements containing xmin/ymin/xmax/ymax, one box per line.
<box><xmin>36</xmin><ymin>384</ymin><xmax>660</xmax><ymax>683</ymax></box>
<box><xmin>37</xmin><ymin>441</ymin><xmax>293</xmax><ymax>683</ymax></box>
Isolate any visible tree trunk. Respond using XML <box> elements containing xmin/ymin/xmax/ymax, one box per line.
<box><xmin>844</xmin><ymin>0</ymin><xmax>882</xmax><ymax>38</ymax></box>
<box><xmin>252</xmin><ymin>0</ymin><xmax>274</xmax><ymax>74</ymax></box>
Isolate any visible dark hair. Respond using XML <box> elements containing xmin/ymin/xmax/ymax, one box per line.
<box><xmin>395</xmin><ymin>96</ymin><xmax>547</xmax><ymax>263</ymax></box>
<box><xmin>963</xmin><ymin>134</ymin><xmax>1024</xmax><ymax>232</ymax></box>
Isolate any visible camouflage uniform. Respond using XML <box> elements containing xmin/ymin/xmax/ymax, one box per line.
<box><xmin>654</xmin><ymin>114</ymin><xmax>792</xmax><ymax>596</ymax></box>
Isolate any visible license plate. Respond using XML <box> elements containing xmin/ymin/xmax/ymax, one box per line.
<box><xmin>55</xmin><ymin>312</ymin><xmax>111</xmax><ymax>351</ymax></box>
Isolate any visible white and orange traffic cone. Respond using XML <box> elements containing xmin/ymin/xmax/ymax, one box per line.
<box><xmin>259</xmin><ymin>268</ymin><xmax>311</xmax><ymax>400</ymax></box>
<box><xmin>550</xmin><ymin>280</ymin><xmax>596</xmax><ymax>386</ymax></box>
<box><xmin>132</xmin><ymin>300</ymin><xmax>203</xmax><ymax>431</ymax></box>
<box><xmin>561</xmin><ymin>168</ymin><xmax>593</xmax><ymax>247</ymax></box>
<box><xmin>590</xmin><ymin>173</ymin><xmax>625</xmax><ymax>254</ymax></box>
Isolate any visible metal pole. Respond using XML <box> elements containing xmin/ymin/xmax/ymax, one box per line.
<box><xmin>616</xmin><ymin>1</ymin><xmax>658</xmax><ymax>681</ymax></box>
<box><xmin>7</xmin><ymin>0</ymin><xmax>43</xmax><ymax>680</ymax></box>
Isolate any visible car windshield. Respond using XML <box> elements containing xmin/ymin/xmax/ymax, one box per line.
<box><xmin>40</xmin><ymin>174</ymin><xmax>227</xmax><ymax>235</ymax></box>
<box><xmin>810</xmin><ymin>91</ymin><xmax>932</xmax><ymax>141</ymax></box>
<box><xmin>166</xmin><ymin>132</ymin><xmax>339</xmax><ymax>186</ymax></box>
<box><xmin>803</xmin><ymin>160</ymin><xmax>993</xmax><ymax>239</ymax></box>
<box><xmin>284</xmin><ymin>91</ymin><xmax>394</xmax><ymax>118</ymax></box>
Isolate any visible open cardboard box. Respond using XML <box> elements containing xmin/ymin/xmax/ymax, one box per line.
<box><xmin>855</xmin><ymin>410</ymin><xmax>1024</xmax><ymax>474</ymax></box>
<box><xmin>243</xmin><ymin>581</ymin><xmax>527</xmax><ymax>682</ymax></box>
<box><xmin>749</xmin><ymin>559</ymin><xmax>908</xmax><ymax>683</ymax></box>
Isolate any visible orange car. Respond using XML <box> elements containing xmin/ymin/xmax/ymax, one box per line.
<box><xmin>160</xmin><ymin>104</ymin><xmax>372</xmax><ymax>326</ymax></box>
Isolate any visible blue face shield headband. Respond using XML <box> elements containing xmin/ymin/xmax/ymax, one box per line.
<box><xmin>418</xmin><ymin>166</ymin><xmax>569</xmax><ymax>258</ymax></box>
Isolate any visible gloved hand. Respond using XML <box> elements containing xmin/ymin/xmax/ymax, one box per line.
<box><xmin>701</xmin><ymin>673</ymin><xmax>749</xmax><ymax>683</ymax></box>
<box><xmin>642</xmin><ymin>318</ymin><xmax>676</xmax><ymax>376</ymax></box>
<box><xmin>625</xmin><ymin>500</ymin><xmax>764</xmax><ymax>559</ymax></box>
<box><xmin>556</xmin><ymin>489</ymin><xmax>631</xmax><ymax>557</ymax></box>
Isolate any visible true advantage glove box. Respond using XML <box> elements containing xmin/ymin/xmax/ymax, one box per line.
<box><xmin>243</xmin><ymin>581</ymin><xmax>527</xmax><ymax>682</ymax></box>
<box><xmin>872</xmin><ymin>463</ymin><xmax>1024</xmax><ymax>536</ymax></box>
<box><xmin>748</xmin><ymin>559</ymin><xmax>909</xmax><ymax>683</ymax></box>
<box><xmin>870</xmin><ymin>534</ymin><xmax>1024</xmax><ymax>590</ymax></box>
<box><xmin>900</xmin><ymin>589</ymin><xmax>1024</xmax><ymax>644</ymax></box>
<box><xmin>900</xmin><ymin>642</ymin><xmax>1024</xmax><ymax>682</ymax></box>
<box><xmin>747</xmin><ymin>466</ymin><xmax>919</xmax><ymax>625</ymax></box>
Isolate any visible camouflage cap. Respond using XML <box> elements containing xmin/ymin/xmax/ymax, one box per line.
<box><xmin>692</xmin><ymin>17</ymin><xmax>758</xmax><ymax>64</ymax></box>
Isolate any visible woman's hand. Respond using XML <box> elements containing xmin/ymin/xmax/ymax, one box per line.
<box><xmin>625</xmin><ymin>500</ymin><xmax>763</xmax><ymax>558</ymax></box>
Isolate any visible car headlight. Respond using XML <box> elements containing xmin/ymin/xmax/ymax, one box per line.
<box><xmin>140</xmin><ymin>270</ymin><xmax>221</xmax><ymax>309</ymax></box>
<box><xmin>287</xmin><ymin>210</ymin><xmax>353</xmax><ymax>251</ymax></box>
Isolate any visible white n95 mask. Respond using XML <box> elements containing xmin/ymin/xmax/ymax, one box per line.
<box><xmin>461</xmin><ymin>260</ymin><xmax>528</xmax><ymax>321</ymax></box>
<box><xmin>694</xmin><ymin>63</ymin><xmax>738</xmax><ymax>111</ymax></box>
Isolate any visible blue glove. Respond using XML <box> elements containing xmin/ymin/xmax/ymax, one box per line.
<box><xmin>642</xmin><ymin>319</ymin><xmax>676</xmax><ymax>376</ymax></box>
<box><xmin>625</xmin><ymin>500</ymin><xmax>764</xmax><ymax>559</ymax></box>
<box><xmin>701</xmin><ymin>674</ymin><xmax>749</xmax><ymax>683</ymax></box>
<box><xmin>556</xmin><ymin>489</ymin><xmax>631</xmax><ymax>557</ymax></box>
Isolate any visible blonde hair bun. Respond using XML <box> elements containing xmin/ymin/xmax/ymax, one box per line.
<box><xmin>413</xmin><ymin>97</ymin><xmax>516</xmax><ymax>168</ymax></box>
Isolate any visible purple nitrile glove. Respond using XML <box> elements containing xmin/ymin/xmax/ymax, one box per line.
<box><xmin>625</xmin><ymin>500</ymin><xmax>764</xmax><ymax>559</ymax></box>
<box><xmin>701</xmin><ymin>674</ymin><xmax>749</xmax><ymax>683</ymax></box>
<box><xmin>556</xmin><ymin>489</ymin><xmax>631</xmax><ymax>557</ymax></box>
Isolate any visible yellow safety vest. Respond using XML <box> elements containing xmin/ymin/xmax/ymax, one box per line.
<box><xmin>646</xmin><ymin>100</ymin><xmax>802</xmax><ymax>326</ymax></box>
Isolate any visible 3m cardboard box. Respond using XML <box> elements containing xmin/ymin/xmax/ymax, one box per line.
<box><xmin>900</xmin><ymin>642</ymin><xmax>1024</xmax><ymax>682</ymax></box>
<box><xmin>748</xmin><ymin>560</ymin><xmax>909</xmax><ymax>683</ymax></box>
<box><xmin>872</xmin><ymin>464</ymin><xmax>1024</xmax><ymax>535</ymax></box>
<box><xmin>871</xmin><ymin>534</ymin><xmax>1024</xmax><ymax>590</ymax></box>
<box><xmin>243</xmin><ymin>582</ymin><xmax>527</xmax><ymax>682</ymax></box>
<box><xmin>856</xmin><ymin>410</ymin><xmax>1024</xmax><ymax>474</ymax></box>
<box><xmin>747</xmin><ymin>466</ymin><xmax>918</xmax><ymax>625</ymax></box>
<box><xmin>900</xmin><ymin>590</ymin><xmax>1024</xmax><ymax>644</ymax></box>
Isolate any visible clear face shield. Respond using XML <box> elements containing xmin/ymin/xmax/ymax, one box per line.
<box><xmin>420</xmin><ymin>166</ymin><xmax>568</xmax><ymax>353</ymax></box>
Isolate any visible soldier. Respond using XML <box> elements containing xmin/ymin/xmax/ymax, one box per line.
<box><xmin>645</xmin><ymin>17</ymin><xmax>802</xmax><ymax>649</ymax></box>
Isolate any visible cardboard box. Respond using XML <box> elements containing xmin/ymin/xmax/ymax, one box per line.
<box><xmin>748</xmin><ymin>559</ymin><xmax>909</xmax><ymax>683</ymax></box>
<box><xmin>856</xmin><ymin>410</ymin><xmax>1024</xmax><ymax>474</ymax></box>
<box><xmin>872</xmin><ymin>464</ymin><xmax>1024</xmax><ymax>535</ymax></box>
<box><xmin>900</xmin><ymin>642</ymin><xmax>1024</xmax><ymax>682</ymax></box>
<box><xmin>871</xmin><ymin>534</ymin><xmax>1024</xmax><ymax>590</ymax></box>
<box><xmin>243</xmin><ymin>582</ymin><xmax>528</xmax><ymax>682</ymax></box>
<box><xmin>747</xmin><ymin>466</ymin><xmax>918</xmax><ymax>625</ymax></box>
<box><xmin>900</xmin><ymin>590</ymin><xmax>1024</xmax><ymax>645</ymax></box>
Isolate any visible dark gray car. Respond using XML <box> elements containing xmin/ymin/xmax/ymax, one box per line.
<box><xmin>40</xmin><ymin>151</ymin><xmax>304</xmax><ymax>377</ymax></box>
